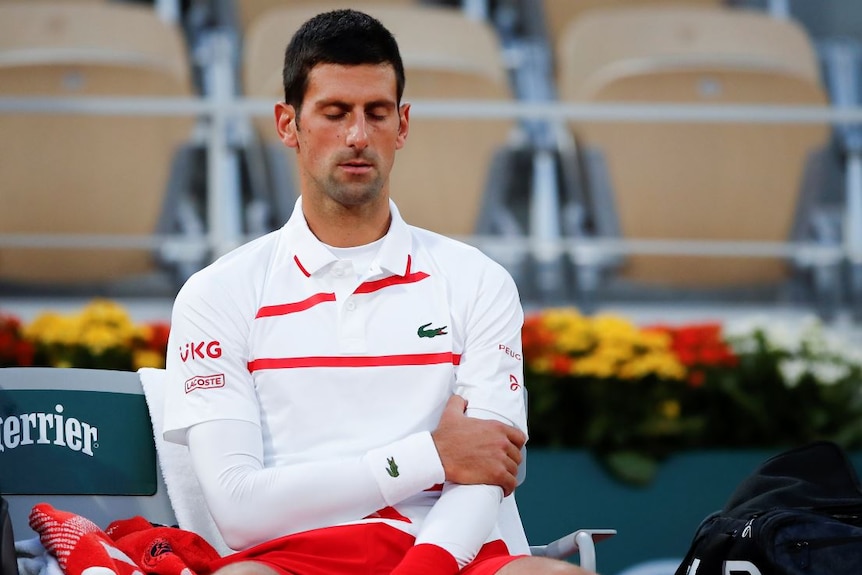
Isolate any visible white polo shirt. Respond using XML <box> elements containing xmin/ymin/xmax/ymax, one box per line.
<box><xmin>163</xmin><ymin>198</ymin><xmax>528</xmax><ymax>556</ymax></box>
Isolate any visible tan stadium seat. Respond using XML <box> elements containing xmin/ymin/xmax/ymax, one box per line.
<box><xmin>242</xmin><ymin>2</ymin><xmax>519</xmax><ymax>239</ymax></box>
<box><xmin>0</xmin><ymin>2</ymin><xmax>197</xmax><ymax>286</ymax></box>
<box><xmin>541</xmin><ymin>0</ymin><xmax>723</xmax><ymax>83</ymax></box>
<box><xmin>556</xmin><ymin>6</ymin><xmax>831</xmax><ymax>290</ymax></box>
<box><xmin>233</xmin><ymin>0</ymin><xmax>415</xmax><ymax>42</ymax></box>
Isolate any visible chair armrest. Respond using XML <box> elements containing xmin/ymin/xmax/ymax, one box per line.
<box><xmin>529</xmin><ymin>528</ymin><xmax>616</xmax><ymax>572</ymax></box>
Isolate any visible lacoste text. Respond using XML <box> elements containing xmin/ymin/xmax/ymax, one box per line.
<box><xmin>185</xmin><ymin>374</ymin><xmax>226</xmax><ymax>393</ymax></box>
<box><xmin>0</xmin><ymin>403</ymin><xmax>97</xmax><ymax>456</ymax></box>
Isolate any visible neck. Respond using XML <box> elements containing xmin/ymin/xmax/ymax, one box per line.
<box><xmin>302</xmin><ymin>195</ymin><xmax>391</xmax><ymax>247</ymax></box>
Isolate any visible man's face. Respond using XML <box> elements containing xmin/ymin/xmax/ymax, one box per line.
<box><xmin>276</xmin><ymin>63</ymin><xmax>409</xmax><ymax>209</ymax></box>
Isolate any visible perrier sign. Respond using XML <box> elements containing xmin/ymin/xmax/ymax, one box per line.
<box><xmin>0</xmin><ymin>368</ymin><xmax>157</xmax><ymax>495</ymax></box>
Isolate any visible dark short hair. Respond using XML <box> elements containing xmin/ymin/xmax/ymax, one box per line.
<box><xmin>282</xmin><ymin>9</ymin><xmax>405</xmax><ymax>113</ymax></box>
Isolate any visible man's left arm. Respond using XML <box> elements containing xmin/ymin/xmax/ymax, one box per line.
<box><xmin>392</xmin><ymin>261</ymin><xmax>527</xmax><ymax>575</ymax></box>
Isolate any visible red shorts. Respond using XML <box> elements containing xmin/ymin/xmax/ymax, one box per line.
<box><xmin>207</xmin><ymin>523</ymin><xmax>524</xmax><ymax>575</ymax></box>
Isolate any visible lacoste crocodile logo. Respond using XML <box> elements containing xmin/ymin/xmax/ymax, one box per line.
<box><xmin>418</xmin><ymin>322</ymin><xmax>447</xmax><ymax>338</ymax></box>
<box><xmin>386</xmin><ymin>457</ymin><xmax>400</xmax><ymax>478</ymax></box>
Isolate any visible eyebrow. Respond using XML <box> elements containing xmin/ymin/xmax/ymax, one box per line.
<box><xmin>315</xmin><ymin>99</ymin><xmax>398</xmax><ymax>111</ymax></box>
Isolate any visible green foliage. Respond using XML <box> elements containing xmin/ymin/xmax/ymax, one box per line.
<box><xmin>524</xmin><ymin>310</ymin><xmax>862</xmax><ymax>485</ymax></box>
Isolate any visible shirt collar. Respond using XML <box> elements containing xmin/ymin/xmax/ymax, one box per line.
<box><xmin>281</xmin><ymin>197</ymin><xmax>414</xmax><ymax>278</ymax></box>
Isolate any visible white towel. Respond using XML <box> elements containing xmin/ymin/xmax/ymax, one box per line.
<box><xmin>15</xmin><ymin>536</ymin><xmax>63</xmax><ymax>575</ymax></box>
<box><xmin>137</xmin><ymin>368</ymin><xmax>232</xmax><ymax>557</ymax></box>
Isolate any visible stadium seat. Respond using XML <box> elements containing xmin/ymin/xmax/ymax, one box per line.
<box><xmin>541</xmin><ymin>0</ymin><xmax>724</xmax><ymax>81</ymax></box>
<box><xmin>0</xmin><ymin>2</ymin><xmax>200</xmax><ymax>289</ymax></box>
<box><xmin>241</xmin><ymin>2</ymin><xmax>524</xmax><ymax>248</ymax></box>
<box><xmin>554</xmin><ymin>6</ymin><xmax>836</xmax><ymax>304</ymax></box>
<box><xmin>0</xmin><ymin>366</ymin><xmax>616</xmax><ymax>572</ymax></box>
<box><xmin>231</xmin><ymin>0</ymin><xmax>415</xmax><ymax>43</ymax></box>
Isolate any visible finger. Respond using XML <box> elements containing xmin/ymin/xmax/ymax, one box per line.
<box><xmin>505</xmin><ymin>456</ymin><xmax>519</xmax><ymax>479</ymax></box>
<box><xmin>443</xmin><ymin>394</ymin><xmax>467</xmax><ymax>416</ymax></box>
<box><xmin>505</xmin><ymin>442</ymin><xmax>522</xmax><ymax>467</ymax></box>
<box><xmin>504</xmin><ymin>425</ymin><xmax>527</xmax><ymax>449</ymax></box>
<box><xmin>501</xmin><ymin>474</ymin><xmax>517</xmax><ymax>497</ymax></box>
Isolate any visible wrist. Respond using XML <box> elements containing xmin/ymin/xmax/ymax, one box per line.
<box><xmin>364</xmin><ymin>432</ymin><xmax>445</xmax><ymax>505</ymax></box>
<box><xmin>391</xmin><ymin>543</ymin><xmax>459</xmax><ymax>575</ymax></box>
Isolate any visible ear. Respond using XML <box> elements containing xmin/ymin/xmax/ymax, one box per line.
<box><xmin>395</xmin><ymin>103</ymin><xmax>410</xmax><ymax>150</ymax></box>
<box><xmin>275</xmin><ymin>102</ymin><xmax>299</xmax><ymax>148</ymax></box>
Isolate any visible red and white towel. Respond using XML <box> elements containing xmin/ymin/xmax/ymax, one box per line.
<box><xmin>28</xmin><ymin>504</ymin><xmax>221</xmax><ymax>575</ymax></box>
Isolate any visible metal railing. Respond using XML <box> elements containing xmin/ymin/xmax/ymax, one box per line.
<box><xmin>2</xmin><ymin>99</ymin><xmax>860</xmax><ymax>254</ymax></box>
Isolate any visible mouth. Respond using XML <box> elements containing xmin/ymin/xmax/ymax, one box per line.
<box><xmin>338</xmin><ymin>160</ymin><xmax>374</xmax><ymax>176</ymax></box>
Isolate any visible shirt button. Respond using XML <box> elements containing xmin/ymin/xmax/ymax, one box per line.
<box><xmin>345</xmin><ymin>300</ymin><xmax>356</xmax><ymax>311</ymax></box>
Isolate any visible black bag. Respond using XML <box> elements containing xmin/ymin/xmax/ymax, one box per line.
<box><xmin>675</xmin><ymin>441</ymin><xmax>862</xmax><ymax>575</ymax></box>
<box><xmin>1</xmin><ymin>496</ymin><xmax>18</xmax><ymax>575</ymax></box>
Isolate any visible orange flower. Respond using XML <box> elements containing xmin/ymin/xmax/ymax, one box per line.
<box><xmin>142</xmin><ymin>321</ymin><xmax>171</xmax><ymax>352</ymax></box>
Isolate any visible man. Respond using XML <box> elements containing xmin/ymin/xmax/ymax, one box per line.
<box><xmin>164</xmin><ymin>8</ymin><xmax>594</xmax><ymax>575</ymax></box>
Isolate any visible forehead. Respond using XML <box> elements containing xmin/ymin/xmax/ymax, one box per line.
<box><xmin>303</xmin><ymin>63</ymin><xmax>399</xmax><ymax>106</ymax></box>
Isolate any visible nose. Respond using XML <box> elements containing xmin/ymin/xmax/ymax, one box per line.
<box><xmin>345</xmin><ymin>115</ymin><xmax>369</xmax><ymax>150</ymax></box>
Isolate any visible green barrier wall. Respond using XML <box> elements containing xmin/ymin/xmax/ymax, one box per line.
<box><xmin>516</xmin><ymin>448</ymin><xmax>862</xmax><ymax>575</ymax></box>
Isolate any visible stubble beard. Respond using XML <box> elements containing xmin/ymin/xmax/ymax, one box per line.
<box><xmin>319</xmin><ymin>152</ymin><xmax>385</xmax><ymax>208</ymax></box>
<box><xmin>321</xmin><ymin>173</ymin><xmax>384</xmax><ymax>207</ymax></box>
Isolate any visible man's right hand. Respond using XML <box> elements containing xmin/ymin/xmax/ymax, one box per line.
<box><xmin>430</xmin><ymin>395</ymin><xmax>526</xmax><ymax>497</ymax></box>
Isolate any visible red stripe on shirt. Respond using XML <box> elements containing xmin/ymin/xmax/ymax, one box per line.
<box><xmin>355</xmin><ymin>271</ymin><xmax>429</xmax><ymax>294</ymax></box>
<box><xmin>248</xmin><ymin>352</ymin><xmax>461</xmax><ymax>372</ymax></box>
<box><xmin>294</xmin><ymin>255</ymin><xmax>311</xmax><ymax>277</ymax></box>
<box><xmin>256</xmin><ymin>293</ymin><xmax>336</xmax><ymax>318</ymax></box>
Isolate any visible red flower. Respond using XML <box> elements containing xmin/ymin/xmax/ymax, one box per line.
<box><xmin>687</xmin><ymin>370</ymin><xmax>706</xmax><ymax>388</ymax></box>
<box><xmin>0</xmin><ymin>312</ymin><xmax>34</xmax><ymax>367</ymax></box>
<box><xmin>550</xmin><ymin>354</ymin><xmax>573</xmax><ymax>377</ymax></box>
<box><xmin>646</xmin><ymin>322</ymin><xmax>738</xmax><ymax>372</ymax></box>
<box><xmin>144</xmin><ymin>321</ymin><xmax>171</xmax><ymax>352</ymax></box>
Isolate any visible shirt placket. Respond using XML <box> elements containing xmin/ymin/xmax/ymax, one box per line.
<box><xmin>329</xmin><ymin>260</ymin><xmax>367</xmax><ymax>354</ymax></box>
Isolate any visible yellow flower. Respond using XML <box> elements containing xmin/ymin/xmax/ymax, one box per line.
<box><xmin>592</xmin><ymin>315</ymin><xmax>641</xmax><ymax>346</ymax></box>
<box><xmin>530</xmin><ymin>355</ymin><xmax>553</xmax><ymax>374</ymax></box>
<box><xmin>80</xmin><ymin>324</ymin><xmax>126</xmax><ymax>354</ymax></box>
<box><xmin>133</xmin><ymin>349</ymin><xmax>166</xmax><ymax>370</ymax></box>
<box><xmin>593</xmin><ymin>341</ymin><xmax>635</xmax><ymax>364</ymax></box>
<box><xmin>556</xmin><ymin>325</ymin><xmax>594</xmax><ymax>354</ymax></box>
<box><xmin>639</xmin><ymin>329</ymin><xmax>673</xmax><ymax>350</ymax></box>
<box><xmin>620</xmin><ymin>352</ymin><xmax>686</xmax><ymax>380</ymax></box>
<box><xmin>573</xmin><ymin>355</ymin><xmax>617</xmax><ymax>378</ymax></box>
<box><xmin>16</xmin><ymin>298</ymin><xmax>171</xmax><ymax>370</ymax></box>
<box><xmin>542</xmin><ymin>307</ymin><xmax>583</xmax><ymax>330</ymax></box>
<box><xmin>80</xmin><ymin>299</ymin><xmax>133</xmax><ymax>326</ymax></box>
<box><xmin>24</xmin><ymin>313</ymin><xmax>78</xmax><ymax>346</ymax></box>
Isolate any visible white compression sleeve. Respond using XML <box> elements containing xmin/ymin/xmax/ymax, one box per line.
<box><xmin>186</xmin><ymin>419</ymin><xmax>443</xmax><ymax>550</ymax></box>
<box><xmin>414</xmin><ymin>483</ymin><xmax>503</xmax><ymax>566</ymax></box>
<box><xmin>413</xmin><ymin>407</ymin><xmax>511</xmax><ymax>567</ymax></box>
